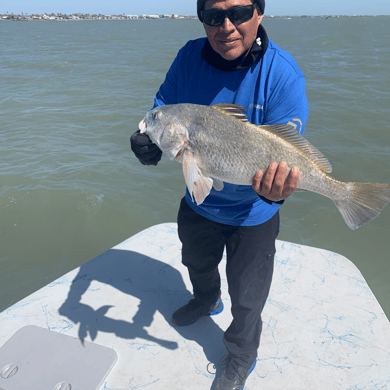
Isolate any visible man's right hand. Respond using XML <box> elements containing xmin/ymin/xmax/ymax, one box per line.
<box><xmin>130</xmin><ymin>130</ymin><xmax>162</xmax><ymax>166</ymax></box>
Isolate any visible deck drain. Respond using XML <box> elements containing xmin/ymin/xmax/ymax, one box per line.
<box><xmin>53</xmin><ymin>382</ymin><xmax>72</xmax><ymax>390</ymax></box>
<box><xmin>1</xmin><ymin>364</ymin><xmax>18</xmax><ymax>379</ymax></box>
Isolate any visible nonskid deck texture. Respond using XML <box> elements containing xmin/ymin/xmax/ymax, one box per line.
<box><xmin>0</xmin><ymin>223</ymin><xmax>389</xmax><ymax>389</ymax></box>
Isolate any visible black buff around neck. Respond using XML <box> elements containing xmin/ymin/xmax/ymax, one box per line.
<box><xmin>201</xmin><ymin>24</ymin><xmax>269</xmax><ymax>72</ymax></box>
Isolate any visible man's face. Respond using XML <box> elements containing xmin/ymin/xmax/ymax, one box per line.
<box><xmin>203</xmin><ymin>0</ymin><xmax>263</xmax><ymax>61</ymax></box>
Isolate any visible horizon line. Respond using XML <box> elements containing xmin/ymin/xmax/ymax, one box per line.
<box><xmin>1</xmin><ymin>12</ymin><xmax>390</xmax><ymax>16</ymax></box>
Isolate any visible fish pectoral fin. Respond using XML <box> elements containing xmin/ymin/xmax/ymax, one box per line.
<box><xmin>182</xmin><ymin>150</ymin><xmax>213</xmax><ymax>205</ymax></box>
<box><xmin>212</xmin><ymin>178</ymin><xmax>224</xmax><ymax>191</ymax></box>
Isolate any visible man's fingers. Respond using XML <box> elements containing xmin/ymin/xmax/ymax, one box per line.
<box><xmin>283</xmin><ymin>167</ymin><xmax>299</xmax><ymax>196</ymax></box>
<box><xmin>260</xmin><ymin>161</ymin><xmax>278</xmax><ymax>194</ymax></box>
<box><xmin>252</xmin><ymin>170</ymin><xmax>264</xmax><ymax>192</ymax></box>
<box><xmin>252</xmin><ymin>162</ymin><xmax>300</xmax><ymax>201</ymax></box>
<box><xmin>271</xmin><ymin>161</ymin><xmax>288</xmax><ymax>198</ymax></box>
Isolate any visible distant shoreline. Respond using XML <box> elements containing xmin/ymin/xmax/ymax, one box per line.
<box><xmin>1</xmin><ymin>14</ymin><xmax>389</xmax><ymax>22</ymax></box>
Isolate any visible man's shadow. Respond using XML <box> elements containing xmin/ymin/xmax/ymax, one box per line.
<box><xmin>58</xmin><ymin>248</ymin><xmax>226</xmax><ymax>381</ymax></box>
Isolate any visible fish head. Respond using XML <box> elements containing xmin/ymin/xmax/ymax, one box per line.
<box><xmin>139</xmin><ymin>106</ymin><xmax>188</xmax><ymax>160</ymax></box>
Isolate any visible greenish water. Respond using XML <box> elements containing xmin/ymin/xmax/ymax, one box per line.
<box><xmin>0</xmin><ymin>17</ymin><xmax>389</xmax><ymax>318</ymax></box>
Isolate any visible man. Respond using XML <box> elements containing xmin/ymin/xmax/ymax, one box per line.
<box><xmin>131</xmin><ymin>0</ymin><xmax>308</xmax><ymax>388</ymax></box>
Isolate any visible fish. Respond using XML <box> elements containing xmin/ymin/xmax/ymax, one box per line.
<box><xmin>138</xmin><ymin>103</ymin><xmax>390</xmax><ymax>230</ymax></box>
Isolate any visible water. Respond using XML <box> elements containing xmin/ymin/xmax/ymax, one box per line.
<box><xmin>0</xmin><ymin>17</ymin><xmax>389</xmax><ymax>318</ymax></box>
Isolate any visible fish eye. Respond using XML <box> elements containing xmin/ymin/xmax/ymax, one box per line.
<box><xmin>152</xmin><ymin>111</ymin><xmax>162</xmax><ymax>120</ymax></box>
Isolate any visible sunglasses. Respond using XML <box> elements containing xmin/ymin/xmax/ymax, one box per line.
<box><xmin>202</xmin><ymin>4</ymin><xmax>257</xmax><ymax>27</ymax></box>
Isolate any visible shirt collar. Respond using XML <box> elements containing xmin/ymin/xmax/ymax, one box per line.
<box><xmin>201</xmin><ymin>24</ymin><xmax>269</xmax><ymax>72</ymax></box>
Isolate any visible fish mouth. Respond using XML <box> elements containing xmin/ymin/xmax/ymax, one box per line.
<box><xmin>139</xmin><ymin>118</ymin><xmax>147</xmax><ymax>133</ymax></box>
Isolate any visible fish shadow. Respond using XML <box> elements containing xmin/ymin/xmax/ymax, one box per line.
<box><xmin>58</xmin><ymin>248</ymin><xmax>226</xmax><ymax>383</ymax></box>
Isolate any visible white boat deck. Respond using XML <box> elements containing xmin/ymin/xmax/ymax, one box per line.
<box><xmin>1</xmin><ymin>223</ymin><xmax>389</xmax><ymax>389</ymax></box>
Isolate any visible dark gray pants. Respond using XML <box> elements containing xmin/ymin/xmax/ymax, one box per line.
<box><xmin>177</xmin><ymin>198</ymin><xmax>279</xmax><ymax>368</ymax></box>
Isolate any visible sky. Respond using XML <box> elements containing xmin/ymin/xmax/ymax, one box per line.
<box><xmin>1</xmin><ymin>0</ymin><xmax>389</xmax><ymax>16</ymax></box>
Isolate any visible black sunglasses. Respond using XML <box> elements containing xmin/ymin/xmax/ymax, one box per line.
<box><xmin>202</xmin><ymin>4</ymin><xmax>257</xmax><ymax>27</ymax></box>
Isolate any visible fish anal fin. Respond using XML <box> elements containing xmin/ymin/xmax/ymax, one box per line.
<box><xmin>260</xmin><ymin>124</ymin><xmax>333</xmax><ymax>174</ymax></box>
<box><xmin>182</xmin><ymin>150</ymin><xmax>213</xmax><ymax>205</ymax></box>
<box><xmin>211</xmin><ymin>104</ymin><xmax>249</xmax><ymax>123</ymax></box>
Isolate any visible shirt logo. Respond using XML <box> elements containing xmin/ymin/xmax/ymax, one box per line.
<box><xmin>287</xmin><ymin>118</ymin><xmax>303</xmax><ymax>133</ymax></box>
<box><xmin>249</xmin><ymin>103</ymin><xmax>264</xmax><ymax>111</ymax></box>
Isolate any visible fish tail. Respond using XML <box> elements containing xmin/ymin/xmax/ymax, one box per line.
<box><xmin>333</xmin><ymin>182</ymin><xmax>390</xmax><ymax>230</ymax></box>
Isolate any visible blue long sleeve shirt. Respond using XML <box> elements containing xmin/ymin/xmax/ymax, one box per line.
<box><xmin>152</xmin><ymin>35</ymin><xmax>308</xmax><ymax>226</ymax></box>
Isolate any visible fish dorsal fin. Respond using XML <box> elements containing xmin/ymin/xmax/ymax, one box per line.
<box><xmin>261</xmin><ymin>124</ymin><xmax>333</xmax><ymax>173</ymax></box>
<box><xmin>211</xmin><ymin>104</ymin><xmax>249</xmax><ymax>123</ymax></box>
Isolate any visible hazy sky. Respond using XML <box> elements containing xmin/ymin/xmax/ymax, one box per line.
<box><xmin>1</xmin><ymin>0</ymin><xmax>389</xmax><ymax>16</ymax></box>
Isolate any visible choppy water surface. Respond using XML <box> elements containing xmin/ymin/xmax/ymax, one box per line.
<box><xmin>1</xmin><ymin>17</ymin><xmax>389</xmax><ymax>317</ymax></box>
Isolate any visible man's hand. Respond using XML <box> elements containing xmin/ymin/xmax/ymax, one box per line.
<box><xmin>252</xmin><ymin>161</ymin><xmax>299</xmax><ymax>202</ymax></box>
<box><xmin>130</xmin><ymin>130</ymin><xmax>162</xmax><ymax>166</ymax></box>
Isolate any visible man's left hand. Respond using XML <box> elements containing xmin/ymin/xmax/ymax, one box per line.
<box><xmin>252</xmin><ymin>161</ymin><xmax>299</xmax><ymax>202</ymax></box>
